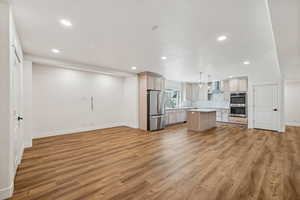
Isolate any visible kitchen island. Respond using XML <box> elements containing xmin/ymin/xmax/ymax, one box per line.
<box><xmin>187</xmin><ymin>109</ymin><xmax>216</xmax><ymax>132</ymax></box>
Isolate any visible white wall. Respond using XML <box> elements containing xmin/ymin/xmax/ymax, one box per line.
<box><xmin>0</xmin><ymin>2</ymin><xmax>13</xmax><ymax>199</ymax></box>
<box><xmin>122</xmin><ymin>76</ymin><xmax>139</xmax><ymax>128</ymax></box>
<box><xmin>285</xmin><ymin>81</ymin><xmax>300</xmax><ymax>126</ymax></box>
<box><xmin>32</xmin><ymin>64</ymin><xmax>138</xmax><ymax>138</ymax></box>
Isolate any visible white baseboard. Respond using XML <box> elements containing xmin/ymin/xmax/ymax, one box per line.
<box><xmin>124</xmin><ymin>122</ymin><xmax>139</xmax><ymax>129</ymax></box>
<box><xmin>24</xmin><ymin>140</ymin><xmax>32</xmax><ymax>148</ymax></box>
<box><xmin>0</xmin><ymin>183</ymin><xmax>13</xmax><ymax>200</ymax></box>
<box><xmin>17</xmin><ymin>143</ymin><xmax>24</xmax><ymax>165</ymax></box>
<box><xmin>286</xmin><ymin>122</ymin><xmax>300</xmax><ymax>127</ymax></box>
<box><xmin>33</xmin><ymin>122</ymin><xmax>128</xmax><ymax>139</ymax></box>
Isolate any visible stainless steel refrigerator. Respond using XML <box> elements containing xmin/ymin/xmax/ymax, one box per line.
<box><xmin>147</xmin><ymin>90</ymin><xmax>165</xmax><ymax>131</ymax></box>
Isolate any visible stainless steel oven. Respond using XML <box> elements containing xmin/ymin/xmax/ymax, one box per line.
<box><xmin>230</xmin><ymin>93</ymin><xmax>246</xmax><ymax>105</ymax></box>
<box><xmin>230</xmin><ymin>106</ymin><xmax>247</xmax><ymax>117</ymax></box>
<box><xmin>230</xmin><ymin>93</ymin><xmax>247</xmax><ymax>118</ymax></box>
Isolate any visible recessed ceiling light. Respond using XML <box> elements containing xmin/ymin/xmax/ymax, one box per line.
<box><xmin>131</xmin><ymin>66</ymin><xmax>137</xmax><ymax>70</ymax></box>
<box><xmin>152</xmin><ymin>25</ymin><xmax>159</xmax><ymax>31</ymax></box>
<box><xmin>243</xmin><ymin>61</ymin><xmax>250</xmax><ymax>65</ymax></box>
<box><xmin>60</xmin><ymin>19</ymin><xmax>72</xmax><ymax>27</ymax></box>
<box><xmin>229</xmin><ymin>76</ymin><xmax>233</xmax><ymax>78</ymax></box>
<box><xmin>51</xmin><ymin>48</ymin><xmax>60</xmax><ymax>54</ymax></box>
<box><xmin>161</xmin><ymin>56</ymin><xmax>167</xmax><ymax>60</ymax></box>
<box><xmin>217</xmin><ymin>35</ymin><xmax>227</xmax><ymax>42</ymax></box>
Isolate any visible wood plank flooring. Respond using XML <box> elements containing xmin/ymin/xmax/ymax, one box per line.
<box><xmin>9</xmin><ymin>124</ymin><xmax>300</xmax><ymax>200</ymax></box>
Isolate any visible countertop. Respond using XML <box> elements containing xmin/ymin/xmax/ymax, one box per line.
<box><xmin>166</xmin><ymin>107</ymin><xmax>229</xmax><ymax>111</ymax></box>
<box><xmin>165</xmin><ymin>107</ymin><xmax>194</xmax><ymax>110</ymax></box>
<box><xmin>187</xmin><ymin>109</ymin><xmax>217</xmax><ymax>112</ymax></box>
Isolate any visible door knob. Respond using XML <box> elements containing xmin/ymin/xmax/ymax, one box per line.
<box><xmin>17</xmin><ymin>116</ymin><xmax>23</xmax><ymax>121</ymax></box>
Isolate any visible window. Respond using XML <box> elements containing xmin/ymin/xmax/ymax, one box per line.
<box><xmin>165</xmin><ymin>89</ymin><xmax>181</xmax><ymax>108</ymax></box>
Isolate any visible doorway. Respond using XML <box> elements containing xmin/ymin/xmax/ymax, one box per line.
<box><xmin>253</xmin><ymin>84</ymin><xmax>279</xmax><ymax>131</ymax></box>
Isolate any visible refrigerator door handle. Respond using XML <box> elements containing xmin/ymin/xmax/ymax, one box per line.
<box><xmin>151</xmin><ymin>115</ymin><xmax>165</xmax><ymax>119</ymax></box>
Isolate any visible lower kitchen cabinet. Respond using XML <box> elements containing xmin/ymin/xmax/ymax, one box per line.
<box><xmin>166</xmin><ymin>108</ymin><xmax>229</xmax><ymax>125</ymax></box>
<box><xmin>166</xmin><ymin>109</ymin><xmax>187</xmax><ymax>125</ymax></box>
<box><xmin>216</xmin><ymin>111</ymin><xmax>222</xmax><ymax>122</ymax></box>
<box><xmin>216</xmin><ymin>109</ymin><xmax>229</xmax><ymax>123</ymax></box>
<box><xmin>228</xmin><ymin>117</ymin><xmax>248</xmax><ymax>124</ymax></box>
<box><xmin>168</xmin><ymin>111</ymin><xmax>177</xmax><ymax>124</ymax></box>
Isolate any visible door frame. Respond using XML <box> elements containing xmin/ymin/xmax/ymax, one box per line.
<box><xmin>11</xmin><ymin>45</ymin><xmax>24</xmax><ymax>169</ymax></box>
<box><xmin>252</xmin><ymin>83</ymin><xmax>280</xmax><ymax>132</ymax></box>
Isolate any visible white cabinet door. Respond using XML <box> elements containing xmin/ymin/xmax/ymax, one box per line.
<box><xmin>178</xmin><ymin>110</ymin><xmax>186</xmax><ymax>122</ymax></box>
<box><xmin>154</xmin><ymin>77</ymin><xmax>161</xmax><ymax>90</ymax></box>
<box><xmin>220</xmin><ymin>80</ymin><xmax>229</xmax><ymax>92</ymax></box>
<box><xmin>192</xmin><ymin>83</ymin><xmax>200</xmax><ymax>101</ymax></box>
<box><xmin>147</xmin><ymin>76</ymin><xmax>155</xmax><ymax>90</ymax></box>
<box><xmin>191</xmin><ymin>84</ymin><xmax>196</xmax><ymax>101</ymax></box>
<box><xmin>199</xmin><ymin>84</ymin><xmax>208</xmax><ymax>101</ymax></box>
<box><xmin>222</xmin><ymin>110</ymin><xmax>229</xmax><ymax>122</ymax></box>
<box><xmin>155</xmin><ymin>77</ymin><xmax>165</xmax><ymax>90</ymax></box>
<box><xmin>216</xmin><ymin>110</ymin><xmax>222</xmax><ymax>121</ymax></box>
<box><xmin>176</xmin><ymin>111</ymin><xmax>182</xmax><ymax>123</ymax></box>
<box><xmin>229</xmin><ymin>78</ymin><xmax>248</xmax><ymax>92</ymax></box>
<box><xmin>224</xmin><ymin>91</ymin><xmax>230</xmax><ymax>102</ymax></box>
<box><xmin>184</xmin><ymin>83</ymin><xmax>208</xmax><ymax>101</ymax></box>
<box><xmin>183</xmin><ymin>110</ymin><xmax>187</xmax><ymax>121</ymax></box>
<box><xmin>229</xmin><ymin>79</ymin><xmax>239</xmax><ymax>92</ymax></box>
<box><xmin>239</xmin><ymin>79</ymin><xmax>248</xmax><ymax>92</ymax></box>
<box><xmin>166</xmin><ymin>110</ymin><xmax>187</xmax><ymax>124</ymax></box>
<box><xmin>185</xmin><ymin>83</ymin><xmax>193</xmax><ymax>101</ymax></box>
<box><xmin>169</xmin><ymin>111</ymin><xmax>177</xmax><ymax>124</ymax></box>
<box><xmin>160</xmin><ymin>78</ymin><xmax>165</xmax><ymax>90</ymax></box>
<box><xmin>147</xmin><ymin>76</ymin><xmax>165</xmax><ymax>90</ymax></box>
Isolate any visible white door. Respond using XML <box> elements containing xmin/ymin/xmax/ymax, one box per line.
<box><xmin>253</xmin><ymin>84</ymin><xmax>279</xmax><ymax>131</ymax></box>
<box><xmin>12</xmin><ymin>50</ymin><xmax>23</xmax><ymax>169</ymax></box>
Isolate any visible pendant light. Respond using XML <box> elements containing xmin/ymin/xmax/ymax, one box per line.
<box><xmin>199</xmin><ymin>72</ymin><xmax>203</xmax><ymax>88</ymax></box>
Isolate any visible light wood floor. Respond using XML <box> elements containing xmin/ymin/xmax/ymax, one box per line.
<box><xmin>9</xmin><ymin>124</ymin><xmax>300</xmax><ymax>200</ymax></box>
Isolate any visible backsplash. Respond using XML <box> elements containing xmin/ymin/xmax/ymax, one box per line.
<box><xmin>181</xmin><ymin>93</ymin><xmax>230</xmax><ymax>108</ymax></box>
<box><xmin>192</xmin><ymin>100</ymin><xmax>230</xmax><ymax>108</ymax></box>
<box><xmin>166</xmin><ymin>80</ymin><xmax>231</xmax><ymax>109</ymax></box>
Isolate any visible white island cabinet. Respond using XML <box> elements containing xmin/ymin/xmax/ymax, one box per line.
<box><xmin>187</xmin><ymin>109</ymin><xmax>216</xmax><ymax>132</ymax></box>
<box><xmin>165</xmin><ymin>108</ymin><xmax>187</xmax><ymax>125</ymax></box>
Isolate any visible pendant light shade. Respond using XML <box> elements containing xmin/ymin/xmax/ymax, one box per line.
<box><xmin>199</xmin><ymin>72</ymin><xmax>203</xmax><ymax>88</ymax></box>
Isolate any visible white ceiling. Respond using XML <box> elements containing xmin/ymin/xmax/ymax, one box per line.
<box><xmin>268</xmin><ymin>0</ymin><xmax>300</xmax><ymax>81</ymax></box>
<box><xmin>11</xmin><ymin>0</ymin><xmax>282</xmax><ymax>81</ymax></box>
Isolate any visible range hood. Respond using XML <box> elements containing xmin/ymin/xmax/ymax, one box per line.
<box><xmin>209</xmin><ymin>81</ymin><xmax>222</xmax><ymax>94</ymax></box>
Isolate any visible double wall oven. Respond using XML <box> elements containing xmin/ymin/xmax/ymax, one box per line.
<box><xmin>230</xmin><ymin>93</ymin><xmax>247</xmax><ymax>118</ymax></box>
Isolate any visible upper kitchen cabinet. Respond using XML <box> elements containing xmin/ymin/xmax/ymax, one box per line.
<box><xmin>229</xmin><ymin>78</ymin><xmax>248</xmax><ymax>92</ymax></box>
<box><xmin>220</xmin><ymin>80</ymin><xmax>230</xmax><ymax>92</ymax></box>
<box><xmin>220</xmin><ymin>80</ymin><xmax>230</xmax><ymax>102</ymax></box>
<box><xmin>238</xmin><ymin>78</ymin><xmax>248</xmax><ymax>92</ymax></box>
<box><xmin>184</xmin><ymin>83</ymin><xmax>193</xmax><ymax>101</ymax></box>
<box><xmin>146</xmin><ymin>73</ymin><xmax>165</xmax><ymax>91</ymax></box>
<box><xmin>229</xmin><ymin>79</ymin><xmax>239</xmax><ymax>92</ymax></box>
<box><xmin>198</xmin><ymin>84</ymin><xmax>208</xmax><ymax>101</ymax></box>
<box><xmin>184</xmin><ymin>83</ymin><xmax>208</xmax><ymax>101</ymax></box>
<box><xmin>191</xmin><ymin>83</ymin><xmax>200</xmax><ymax>101</ymax></box>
